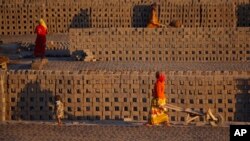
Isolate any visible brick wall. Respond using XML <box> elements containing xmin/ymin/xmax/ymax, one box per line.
<box><xmin>3</xmin><ymin>69</ymin><xmax>250</xmax><ymax>122</ymax></box>
<box><xmin>69</xmin><ymin>27</ymin><xmax>250</xmax><ymax>62</ymax></box>
<box><xmin>1</xmin><ymin>0</ymin><xmax>248</xmax><ymax>35</ymax></box>
<box><xmin>0</xmin><ymin>70</ymin><xmax>7</xmax><ymax>121</ymax></box>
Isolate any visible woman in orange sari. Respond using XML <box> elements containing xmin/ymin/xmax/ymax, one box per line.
<box><xmin>34</xmin><ymin>19</ymin><xmax>47</xmax><ymax>59</ymax></box>
<box><xmin>147</xmin><ymin>71</ymin><xmax>170</xmax><ymax>126</ymax></box>
<box><xmin>147</xmin><ymin>3</ymin><xmax>161</xmax><ymax>28</ymax></box>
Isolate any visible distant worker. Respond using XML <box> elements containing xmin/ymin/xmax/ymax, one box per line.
<box><xmin>0</xmin><ymin>56</ymin><xmax>9</xmax><ymax>70</ymax></box>
<box><xmin>146</xmin><ymin>71</ymin><xmax>170</xmax><ymax>126</ymax></box>
<box><xmin>169</xmin><ymin>20</ymin><xmax>183</xmax><ymax>28</ymax></box>
<box><xmin>147</xmin><ymin>3</ymin><xmax>162</xmax><ymax>28</ymax></box>
<box><xmin>55</xmin><ymin>95</ymin><xmax>64</xmax><ymax>126</ymax></box>
<box><xmin>34</xmin><ymin>19</ymin><xmax>47</xmax><ymax>59</ymax></box>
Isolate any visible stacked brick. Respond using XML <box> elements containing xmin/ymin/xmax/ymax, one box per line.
<box><xmin>2</xmin><ymin>70</ymin><xmax>250</xmax><ymax>122</ymax></box>
<box><xmin>0</xmin><ymin>70</ymin><xmax>7</xmax><ymax>121</ymax></box>
<box><xmin>0</xmin><ymin>0</ymin><xmax>248</xmax><ymax>35</ymax></box>
<box><xmin>168</xmin><ymin>71</ymin><xmax>250</xmax><ymax>122</ymax></box>
<box><xmin>69</xmin><ymin>27</ymin><xmax>250</xmax><ymax>62</ymax></box>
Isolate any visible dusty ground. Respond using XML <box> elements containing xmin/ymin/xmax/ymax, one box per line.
<box><xmin>0</xmin><ymin>121</ymin><xmax>229</xmax><ymax>141</ymax></box>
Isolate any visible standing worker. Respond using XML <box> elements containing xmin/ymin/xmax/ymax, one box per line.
<box><xmin>55</xmin><ymin>95</ymin><xmax>64</xmax><ymax>126</ymax></box>
<box><xmin>34</xmin><ymin>19</ymin><xmax>47</xmax><ymax>59</ymax></box>
<box><xmin>146</xmin><ymin>71</ymin><xmax>170</xmax><ymax>126</ymax></box>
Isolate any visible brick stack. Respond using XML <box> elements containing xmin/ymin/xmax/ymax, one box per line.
<box><xmin>69</xmin><ymin>27</ymin><xmax>250</xmax><ymax>62</ymax></box>
<box><xmin>3</xmin><ymin>70</ymin><xmax>250</xmax><ymax>122</ymax></box>
<box><xmin>0</xmin><ymin>0</ymin><xmax>247</xmax><ymax>35</ymax></box>
<box><xmin>0</xmin><ymin>70</ymin><xmax>6</xmax><ymax>121</ymax></box>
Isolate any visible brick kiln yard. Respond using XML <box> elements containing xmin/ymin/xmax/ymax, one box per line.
<box><xmin>2</xmin><ymin>36</ymin><xmax>248</xmax><ymax>140</ymax></box>
<box><xmin>1</xmin><ymin>0</ymin><xmax>250</xmax><ymax>141</ymax></box>
<box><xmin>0</xmin><ymin>28</ymin><xmax>250</xmax><ymax>141</ymax></box>
<box><xmin>1</xmin><ymin>46</ymin><xmax>249</xmax><ymax>141</ymax></box>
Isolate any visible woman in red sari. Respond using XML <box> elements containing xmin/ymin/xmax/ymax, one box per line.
<box><xmin>34</xmin><ymin>19</ymin><xmax>47</xmax><ymax>59</ymax></box>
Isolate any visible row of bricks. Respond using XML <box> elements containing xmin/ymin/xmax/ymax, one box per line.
<box><xmin>87</xmin><ymin>56</ymin><xmax>249</xmax><ymax>62</ymax></box>
<box><xmin>0</xmin><ymin>0</ymin><xmax>249</xmax><ymax>4</ymax></box>
<box><xmin>6</xmin><ymin>93</ymin><xmax>248</xmax><ymax>105</ymax></box>
<box><xmin>2</xmin><ymin>24</ymin><xmax>241</xmax><ymax>35</ymax></box>
<box><xmin>83</xmin><ymin>51</ymin><xmax>250</xmax><ymax>56</ymax></box>
<box><xmin>69</xmin><ymin>27</ymin><xmax>250</xmax><ymax>35</ymax></box>
<box><xmin>6</xmin><ymin>69</ymin><xmax>249</xmax><ymax>75</ymax></box>
<box><xmin>5</xmin><ymin>83</ymin><xmax>248</xmax><ymax>94</ymax></box>
<box><xmin>7</xmin><ymin>76</ymin><xmax>245</xmax><ymax>83</ymax></box>
<box><xmin>6</xmin><ymin>85</ymin><xmax>249</xmax><ymax>93</ymax></box>
<box><xmin>0</xmin><ymin>2</ymin><xmax>240</xmax><ymax>35</ymax></box>
<box><xmin>5</xmin><ymin>99</ymin><xmax>246</xmax><ymax>108</ymax></box>
<box><xmin>71</xmin><ymin>38</ymin><xmax>249</xmax><ymax>44</ymax></box>
<box><xmin>5</xmin><ymin>102</ymin><xmax>247</xmax><ymax>111</ymax></box>
<box><xmin>5</xmin><ymin>90</ymin><xmax>248</xmax><ymax>103</ymax></box>
<box><xmin>7</xmin><ymin>90</ymin><xmax>246</xmax><ymax>98</ymax></box>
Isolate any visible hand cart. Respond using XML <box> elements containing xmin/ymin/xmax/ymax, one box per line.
<box><xmin>164</xmin><ymin>104</ymin><xmax>224</xmax><ymax>126</ymax></box>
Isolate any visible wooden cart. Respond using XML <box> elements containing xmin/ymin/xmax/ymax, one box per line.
<box><xmin>165</xmin><ymin>104</ymin><xmax>224</xmax><ymax>126</ymax></box>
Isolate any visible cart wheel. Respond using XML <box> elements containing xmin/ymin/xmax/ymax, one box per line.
<box><xmin>209</xmin><ymin>113</ymin><xmax>224</xmax><ymax>127</ymax></box>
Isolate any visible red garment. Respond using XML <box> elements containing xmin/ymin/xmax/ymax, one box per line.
<box><xmin>34</xmin><ymin>25</ymin><xmax>47</xmax><ymax>58</ymax></box>
<box><xmin>153</xmin><ymin>74</ymin><xmax>166</xmax><ymax>99</ymax></box>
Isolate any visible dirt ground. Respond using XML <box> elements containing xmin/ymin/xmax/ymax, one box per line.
<box><xmin>0</xmin><ymin>121</ymin><xmax>229</xmax><ymax>141</ymax></box>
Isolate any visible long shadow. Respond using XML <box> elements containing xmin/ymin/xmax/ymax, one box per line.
<box><xmin>13</xmin><ymin>82</ymin><xmax>54</xmax><ymax>120</ymax></box>
<box><xmin>12</xmin><ymin>82</ymin><xmax>98</xmax><ymax>121</ymax></box>
<box><xmin>234</xmin><ymin>79</ymin><xmax>250</xmax><ymax>121</ymax></box>
<box><xmin>68</xmin><ymin>8</ymin><xmax>91</xmax><ymax>59</ymax></box>
<box><xmin>132</xmin><ymin>5</ymin><xmax>151</xmax><ymax>27</ymax></box>
<box><xmin>70</xmin><ymin>8</ymin><xmax>91</xmax><ymax>28</ymax></box>
<box><xmin>237</xmin><ymin>4</ymin><xmax>250</xmax><ymax>27</ymax></box>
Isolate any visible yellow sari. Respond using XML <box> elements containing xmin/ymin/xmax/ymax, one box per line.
<box><xmin>150</xmin><ymin>98</ymin><xmax>169</xmax><ymax>125</ymax></box>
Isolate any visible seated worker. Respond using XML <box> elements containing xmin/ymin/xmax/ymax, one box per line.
<box><xmin>147</xmin><ymin>3</ymin><xmax>162</xmax><ymax>28</ymax></box>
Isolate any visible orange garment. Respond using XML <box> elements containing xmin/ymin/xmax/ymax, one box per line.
<box><xmin>147</xmin><ymin>9</ymin><xmax>161</xmax><ymax>28</ymax></box>
<box><xmin>149</xmin><ymin>74</ymin><xmax>169</xmax><ymax>125</ymax></box>
<box><xmin>154</xmin><ymin>74</ymin><xmax>165</xmax><ymax>99</ymax></box>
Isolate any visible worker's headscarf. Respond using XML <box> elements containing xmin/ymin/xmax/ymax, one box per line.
<box><xmin>151</xmin><ymin>2</ymin><xmax>157</xmax><ymax>10</ymax></box>
<box><xmin>39</xmin><ymin>19</ymin><xmax>47</xmax><ymax>30</ymax></box>
<box><xmin>156</xmin><ymin>71</ymin><xmax>165</xmax><ymax>82</ymax></box>
<box><xmin>158</xmin><ymin>74</ymin><xmax>165</xmax><ymax>82</ymax></box>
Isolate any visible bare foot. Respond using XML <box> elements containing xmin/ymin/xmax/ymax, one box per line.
<box><xmin>58</xmin><ymin>122</ymin><xmax>62</xmax><ymax>127</ymax></box>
